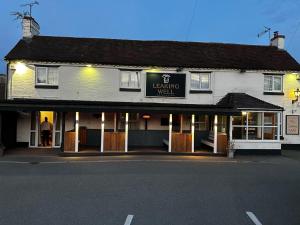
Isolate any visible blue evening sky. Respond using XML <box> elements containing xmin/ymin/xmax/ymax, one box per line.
<box><xmin>0</xmin><ymin>0</ymin><xmax>300</xmax><ymax>74</ymax></box>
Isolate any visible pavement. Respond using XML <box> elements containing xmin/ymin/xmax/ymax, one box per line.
<box><xmin>0</xmin><ymin>150</ymin><xmax>299</xmax><ymax>225</ymax></box>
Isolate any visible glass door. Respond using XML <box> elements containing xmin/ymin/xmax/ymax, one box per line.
<box><xmin>29</xmin><ymin>111</ymin><xmax>39</xmax><ymax>147</ymax></box>
<box><xmin>53</xmin><ymin>112</ymin><xmax>62</xmax><ymax>147</ymax></box>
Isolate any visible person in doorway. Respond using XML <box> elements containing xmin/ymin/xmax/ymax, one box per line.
<box><xmin>40</xmin><ymin>117</ymin><xmax>52</xmax><ymax>146</ymax></box>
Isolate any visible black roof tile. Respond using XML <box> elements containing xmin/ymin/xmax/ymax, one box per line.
<box><xmin>5</xmin><ymin>35</ymin><xmax>300</xmax><ymax>71</ymax></box>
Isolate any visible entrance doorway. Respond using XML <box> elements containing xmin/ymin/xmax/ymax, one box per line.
<box><xmin>29</xmin><ymin>111</ymin><xmax>62</xmax><ymax>148</ymax></box>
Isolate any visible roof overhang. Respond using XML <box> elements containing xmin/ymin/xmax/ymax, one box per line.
<box><xmin>0</xmin><ymin>99</ymin><xmax>240</xmax><ymax>115</ymax></box>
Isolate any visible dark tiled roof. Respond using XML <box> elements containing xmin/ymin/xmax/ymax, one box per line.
<box><xmin>217</xmin><ymin>93</ymin><xmax>283</xmax><ymax>110</ymax></box>
<box><xmin>5</xmin><ymin>35</ymin><xmax>300</xmax><ymax>71</ymax></box>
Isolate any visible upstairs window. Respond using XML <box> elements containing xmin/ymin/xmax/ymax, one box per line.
<box><xmin>191</xmin><ymin>73</ymin><xmax>210</xmax><ymax>90</ymax></box>
<box><xmin>264</xmin><ymin>75</ymin><xmax>282</xmax><ymax>92</ymax></box>
<box><xmin>120</xmin><ymin>71</ymin><xmax>141</xmax><ymax>90</ymax></box>
<box><xmin>36</xmin><ymin>66</ymin><xmax>59</xmax><ymax>86</ymax></box>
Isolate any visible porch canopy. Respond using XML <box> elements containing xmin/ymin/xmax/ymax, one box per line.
<box><xmin>0</xmin><ymin>98</ymin><xmax>241</xmax><ymax>115</ymax></box>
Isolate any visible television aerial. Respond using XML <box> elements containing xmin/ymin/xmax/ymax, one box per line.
<box><xmin>10</xmin><ymin>1</ymin><xmax>39</xmax><ymax>20</ymax></box>
<box><xmin>257</xmin><ymin>26</ymin><xmax>272</xmax><ymax>40</ymax></box>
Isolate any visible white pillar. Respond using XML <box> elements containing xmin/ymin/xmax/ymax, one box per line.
<box><xmin>75</xmin><ymin>112</ymin><xmax>79</xmax><ymax>152</ymax></box>
<box><xmin>213</xmin><ymin>115</ymin><xmax>218</xmax><ymax>154</ymax></box>
<box><xmin>277</xmin><ymin>112</ymin><xmax>281</xmax><ymax>141</ymax></box>
<box><xmin>180</xmin><ymin>114</ymin><xmax>183</xmax><ymax>133</ymax></box>
<box><xmin>229</xmin><ymin>116</ymin><xmax>233</xmax><ymax>142</ymax></box>
<box><xmin>125</xmin><ymin>113</ymin><xmax>129</xmax><ymax>152</ymax></box>
<box><xmin>101</xmin><ymin>112</ymin><xmax>105</xmax><ymax>152</ymax></box>
<box><xmin>114</xmin><ymin>112</ymin><xmax>117</xmax><ymax>132</ymax></box>
<box><xmin>191</xmin><ymin>114</ymin><xmax>195</xmax><ymax>153</ymax></box>
<box><xmin>168</xmin><ymin>114</ymin><xmax>172</xmax><ymax>153</ymax></box>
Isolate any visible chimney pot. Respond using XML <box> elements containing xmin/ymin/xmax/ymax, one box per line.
<box><xmin>270</xmin><ymin>31</ymin><xmax>285</xmax><ymax>50</ymax></box>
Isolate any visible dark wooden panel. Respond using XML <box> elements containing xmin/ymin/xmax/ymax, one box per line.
<box><xmin>171</xmin><ymin>133</ymin><xmax>192</xmax><ymax>152</ymax></box>
<box><xmin>64</xmin><ymin>132</ymin><xmax>75</xmax><ymax>151</ymax></box>
<box><xmin>104</xmin><ymin>132</ymin><xmax>125</xmax><ymax>151</ymax></box>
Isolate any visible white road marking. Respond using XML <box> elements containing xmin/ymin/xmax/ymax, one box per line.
<box><xmin>246</xmin><ymin>211</ymin><xmax>262</xmax><ymax>225</ymax></box>
<box><xmin>124</xmin><ymin>215</ymin><xmax>134</xmax><ymax>225</ymax></box>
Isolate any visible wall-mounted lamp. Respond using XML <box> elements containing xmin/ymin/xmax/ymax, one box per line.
<box><xmin>292</xmin><ymin>88</ymin><xmax>300</xmax><ymax>104</ymax></box>
<box><xmin>142</xmin><ymin>114</ymin><xmax>151</xmax><ymax>130</ymax></box>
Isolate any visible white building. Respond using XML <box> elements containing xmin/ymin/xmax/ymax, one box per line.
<box><xmin>1</xmin><ymin>16</ymin><xmax>300</xmax><ymax>155</ymax></box>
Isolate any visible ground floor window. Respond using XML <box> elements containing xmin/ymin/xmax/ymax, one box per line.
<box><xmin>232</xmin><ymin>112</ymin><xmax>280</xmax><ymax>140</ymax></box>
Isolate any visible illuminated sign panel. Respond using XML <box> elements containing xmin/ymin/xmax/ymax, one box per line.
<box><xmin>146</xmin><ymin>73</ymin><xmax>186</xmax><ymax>97</ymax></box>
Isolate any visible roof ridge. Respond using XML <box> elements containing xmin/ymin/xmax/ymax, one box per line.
<box><xmin>32</xmin><ymin>35</ymin><xmax>277</xmax><ymax>49</ymax></box>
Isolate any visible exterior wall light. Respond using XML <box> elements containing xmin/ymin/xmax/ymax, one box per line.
<box><xmin>242</xmin><ymin>111</ymin><xmax>247</xmax><ymax>116</ymax></box>
<box><xmin>15</xmin><ymin>62</ymin><xmax>27</xmax><ymax>74</ymax></box>
<box><xmin>142</xmin><ymin>114</ymin><xmax>151</xmax><ymax>130</ymax></box>
<box><xmin>86</xmin><ymin>64</ymin><xmax>92</xmax><ymax>67</ymax></box>
<box><xmin>292</xmin><ymin>88</ymin><xmax>300</xmax><ymax>104</ymax></box>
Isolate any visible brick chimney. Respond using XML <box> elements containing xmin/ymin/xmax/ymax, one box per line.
<box><xmin>270</xmin><ymin>31</ymin><xmax>285</xmax><ymax>50</ymax></box>
<box><xmin>22</xmin><ymin>16</ymin><xmax>40</xmax><ymax>38</ymax></box>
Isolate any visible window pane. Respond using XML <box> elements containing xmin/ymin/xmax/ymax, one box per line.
<box><xmin>121</xmin><ymin>72</ymin><xmax>130</xmax><ymax>88</ymax></box>
<box><xmin>248</xmin><ymin>112</ymin><xmax>262</xmax><ymax>126</ymax></box>
<box><xmin>30</xmin><ymin>132</ymin><xmax>36</xmax><ymax>146</ymax></box>
<box><xmin>36</xmin><ymin>67</ymin><xmax>47</xmax><ymax>84</ymax></box>
<box><xmin>264</xmin><ymin>112</ymin><xmax>276</xmax><ymax>126</ymax></box>
<box><xmin>264</xmin><ymin>127</ymin><xmax>277</xmax><ymax>140</ymax></box>
<box><xmin>232</xmin><ymin>115</ymin><xmax>247</xmax><ymax>126</ymax></box>
<box><xmin>200</xmin><ymin>74</ymin><xmax>209</xmax><ymax>89</ymax></box>
<box><xmin>55</xmin><ymin>132</ymin><xmax>61</xmax><ymax>146</ymax></box>
<box><xmin>55</xmin><ymin>113</ymin><xmax>61</xmax><ymax>130</ymax></box>
<box><xmin>273</xmin><ymin>76</ymin><xmax>282</xmax><ymax>91</ymax></box>
<box><xmin>232</xmin><ymin>127</ymin><xmax>246</xmax><ymax>139</ymax></box>
<box><xmin>264</xmin><ymin>76</ymin><xmax>272</xmax><ymax>91</ymax></box>
<box><xmin>129</xmin><ymin>72</ymin><xmax>140</xmax><ymax>88</ymax></box>
<box><xmin>31</xmin><ymin>112</ymin><xmax>36</xmax><ymax>130</ymax></box>
<box><xmin>248</xmin><ymin>127</ymin><xmax>262</xmax><ymax>140</ymax></box>
<box><xmin>48</xmin><ymin>67</ymin><xmax>58</xmax><ymax>85</ymax></box>
<box><xmin>191</xmin><ymin>74</ymin><xmax>200</xmax><ymax>89</ymax></box>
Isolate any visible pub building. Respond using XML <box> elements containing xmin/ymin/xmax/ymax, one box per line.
<box><xmin>1</xmin><ymin>16</ymin><xmax>300</xmax><ymax>155</ymax></box>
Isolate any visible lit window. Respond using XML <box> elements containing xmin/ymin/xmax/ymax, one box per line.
<box><xmin>264</xmin><ymin>75</ymin><xmax>282</xmax><ymax>92</ymax></box>
<box><xmin>232</xmin><ymin>112</ymin><xmax>280</xmax><ymax>140</ymax></box>
<box><xmin>36</xmin><ymin>66</ymin><xmax>59</xmax><ymax>86</ymax></box>
<box><xmin>191</xmin><ymin>73</ymin><xmax>210</xmax><ymax>90</ymax></box>
<box><xmin>120</xmin><ymin>71</ymin><xmax>141</xmax><ymax>89</ymax></box>
<box><xmin>195</xmin><ymin>115</ymin><xmax>209</xmax><ymax>131</ymax></box>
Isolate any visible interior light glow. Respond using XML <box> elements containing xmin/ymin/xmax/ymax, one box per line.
<box><xmin>242</xmin><ymin>111</ymin><xmax>247</xmax><ymax>116</ymax></box>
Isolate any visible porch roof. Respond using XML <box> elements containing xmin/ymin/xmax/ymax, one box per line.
<box><xmin>217</xmin><ymin>93</ymin><xmax>283</xmax><ymax>111</ymax></box>
<box><xmin>0</xmin><ymin>99</ymin><xmax>240</xmax><ymax>115</ymax></box>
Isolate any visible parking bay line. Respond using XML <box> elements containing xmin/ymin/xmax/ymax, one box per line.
<box><xmin>246</xmin><ymin>211</ymin><xmax>262</xmax><ymax>225</ymax></box>
<box><xmin>124</xmin><ymin>215</ymin><xmax>134</xmax><ymax>225</ymax></box>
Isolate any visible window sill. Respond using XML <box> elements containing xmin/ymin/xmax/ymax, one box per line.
<box><xmin>263</xmin><ymin>91</ymin><xmax>284</xmax><ymax>95</ymax></box>
<box><xmin>190</xmin><ymin>90</ymin><xmax>213</xmax><ymax>94</ymax></box>
<box><xmin>119</xmin><ymin>88</ymin><xmax>141</xmax><ymax>92</ymax></box>
<box><xmin>35</xmin><ymin>85</ymin><xmax>59</xmax><ymax>89</ymax></box>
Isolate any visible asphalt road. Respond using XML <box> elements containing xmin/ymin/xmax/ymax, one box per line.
<box><xmin>0</xmin><ymin>153</ymin><xmax>299</xmax><ymax>225</ymax></box>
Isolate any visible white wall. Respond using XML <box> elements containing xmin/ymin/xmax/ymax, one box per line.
<box><xmin>8</xmin><ymin>62</ymin><xmax>300</xmax><ymax>146</ymax></box>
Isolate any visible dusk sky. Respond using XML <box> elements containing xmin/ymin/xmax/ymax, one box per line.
<box><xmin>1</xmin><ymin>0</ymin><xmax>300</xmax><ymax>74</ymax></box>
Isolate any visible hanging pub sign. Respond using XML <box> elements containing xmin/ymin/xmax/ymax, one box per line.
<box><xmin>146</xmin><ymin>73</ymin><xmax>186</xmax><ymax>97</ymax></box>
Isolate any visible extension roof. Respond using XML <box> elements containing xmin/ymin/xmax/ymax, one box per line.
<box><xmin>217</xmin><ymin>93</ymin><xmax>283</xmax><ymax>111</ymax></box>
<box><xmin>5</xmin><ymin>35</ymin><xmax>300</xmax><ymax>71</ymax></box>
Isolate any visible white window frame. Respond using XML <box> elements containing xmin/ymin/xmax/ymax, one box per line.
<box><xmin>264</xmin><ymin>75</ymin><xmax>283</xmax><ymax>92</ymax></box>
<box><xmin>120</xmin><ymin>70</ymin><xmax>141</xmax><ymax>89</ymax></box>
<box><xmin>232</xmin><ymin>111</ymin><xmax>281</xmax><ymax>142</ymax></box>
<box><xmin>35</xmin><ymin>66</ymin><xmax>59</xmax><ymax>86</ymax></box>
<box><xmin>190</xmin><ymin>72</ymin><xmax>211</xmax><ymax>91</ymax></box>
